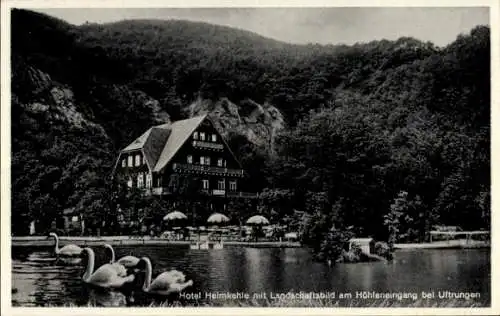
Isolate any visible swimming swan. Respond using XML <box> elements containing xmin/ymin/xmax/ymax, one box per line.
<box><xmin>48</xmin><ymin>232</ymin><xmax>82</xmax><ymax>257</ymax></box>
<box><xmin>102</xmin><ymin>244</ymin><xmax>129</xmax><ymax>277</ymax></box>
<box><xmin>103</xmin><ymin>244</ymin><xmax>140</xmax><ymax>267</ymax></box>
<box><xmin>81</xmin><ymin>247</ymin><xmax>135</xmax><ymax>289</ymax></box>
<box><xmin>140</xmin><ymin>257</ymin><xmax>193</xmax><ymax>296</ymax></box>
<box><xmin>103</xmin><ymin>244</ymin><xmax>141</xmax><ymax>276</ymax></box>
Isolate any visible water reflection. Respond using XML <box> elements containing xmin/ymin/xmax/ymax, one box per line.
<box><xmin>11</xmin><ymin>247</ymin><xmax>490</xmax><ymax>306</ymax></box>
<box><xmin>86</xmin><ymin>288</ymin><xmax>128</xmax><ymax>307</ymax></box>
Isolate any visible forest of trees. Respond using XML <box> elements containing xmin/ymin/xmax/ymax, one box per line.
<box><xmin>11</xmin><ymin>9</ymin><xmax>490</xmax><ymax>255</ymax></box>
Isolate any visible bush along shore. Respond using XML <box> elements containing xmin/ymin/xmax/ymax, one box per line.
<box><xmin>336</xmin><ymin>242</ymin><xmax>392</xmax><ymax>264</ymax></box>
<box><xmin>306</xmin><ymin>225</ymin><xmax>394</xmax><ymax>265</ymax></box>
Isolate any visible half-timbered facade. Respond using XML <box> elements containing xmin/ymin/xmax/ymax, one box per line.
<box><xmin>113</xmin><ymin>115</ymin><xmax>257</xmax><ymax>214</ymax></box>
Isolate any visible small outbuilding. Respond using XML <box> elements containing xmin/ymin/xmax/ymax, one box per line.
<box><xmin>348</xmin><ymin>238</ymin><xmax>375</xmax><ymax>254</ymax></box>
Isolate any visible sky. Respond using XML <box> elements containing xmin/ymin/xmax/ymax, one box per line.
<box><xmin>32</xmin><ymin>7</ymin><xmax>489</xmax><ymax>47</ymax></box>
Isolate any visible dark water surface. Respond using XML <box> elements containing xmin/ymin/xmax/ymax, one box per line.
<box><xmin>11</xmin><ymin>246</ymin><xmax>490</xmax><ymax>307</ymax></box>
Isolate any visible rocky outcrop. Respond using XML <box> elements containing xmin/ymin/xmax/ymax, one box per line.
<box><xmin>26</xmin><ymin>66</ymin><xmax>52</xmax><ymax>94</ymax></box>
<box><xmin>186</xmin><ymin>97</ymin><xmax>285</xmax><ymax>154</ymax></box>
<box><xmin>14</xmin><ymin>65</ymin><xmax>108</xmax><ymax>137</ymax></box>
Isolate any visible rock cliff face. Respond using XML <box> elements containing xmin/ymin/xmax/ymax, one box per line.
<box><xmin>187</xmin><ymin>97</ymin><xmax>285</xmax><ymax>154</ymax></box>
<box><xmin>14</xmin><ymin>67</ymin><xmax>107</xmax><ymax>138</ymax></box>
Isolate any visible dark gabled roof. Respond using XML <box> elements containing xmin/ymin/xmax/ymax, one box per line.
<box><xmin>153</xmin><ymin>115</ymin><xmax>207</xmax><ymax>172</ymax></box>
<box><xmin>122</xmin><ymin>129</ymin><xmax>152</xmax><ymax>152</ymax></box>
<box><xmin>143</xmin><ymin>126</ymin><xmax>171</xmax><ymax>169</ymax></box>
<box><xmin>120</xmin><ymin>115</ymin><xmax>211</xmax><ymax>172</ymax></box>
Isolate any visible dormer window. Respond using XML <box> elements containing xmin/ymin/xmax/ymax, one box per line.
<box><xmin>211</xmin><ymin>134</ymin><xmax>217</xmax><ymax>142</ymax></box>
<box><xmin>142</xmin><ymin>156</ymin><xmax>146</xmax><ymax>165</ymax></box>
<box><xmin>135</xmin><ymin>154</ymin><xmax>141</xmax><ymax>166</ymax></box>
<box><xmin>193</xmin><ymin>132</ymin><xmax>198</xmax><ymax>140</ymax></box>
<box><xmin>187</xmin><ymin>155</ymin><xmax>193</xmax><ymax>164</ymax></box>
<box><xmin>122</xmin><ymin>159</ymin><xmax>126</xmax><ymax>167</ymax></box>
<box><xmin>200</xmin><ymin>132</ymin><xmax>205</xmax><ymax>141</ymax></box>
<box><xmin>127</xmin><ymin>156</ymin><xmax>133</xmax><ymax>167</ymax></box>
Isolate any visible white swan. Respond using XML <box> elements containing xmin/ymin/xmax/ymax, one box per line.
<box><xmin>102</xmin><ymin>244</ymin><xmax>129</xmax><ymax>277</ymax></box>
<box><xmin>140</xmin><ymin>257</ymin><xmax>193</xmax><ymax>296</ymax></box>
<box><xmin>48</xmin><ymin>232</ymin><xmax>82</xmax><ymax>257</ymax></box>
<box><xmin>103</xmin><ymin>244</ymin><xmax>140</xmax><ymax>276</ymax></box>
<box><xmin>81</xmin><ymin>247</ymin><xmax>135</xmax><ymax>289</ymax></box>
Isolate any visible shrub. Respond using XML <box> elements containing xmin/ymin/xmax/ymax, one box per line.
<box><xmin>374</xmin><ymin>241</ymin><xmax>393</xmax><ymax>260</ymax></box>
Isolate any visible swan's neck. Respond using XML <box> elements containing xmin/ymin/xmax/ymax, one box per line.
<box><xmin>52</xmin><ymin>234</ymin><xmax>60</xmax><ymax>254</ymax></box>
<box><xmin>82</xmin><ymin>249</ymin><xmax>95</xmax><ymax>281</ymax></box>
<box><xmin>108</xmin><ymin>246</ymin><xmax>115</xmax><ymax>263</ymax></box>
<box><xmin>143</xmin><ymin>258</ymin><xmax>152</xmax><ymax>291</ymax></box>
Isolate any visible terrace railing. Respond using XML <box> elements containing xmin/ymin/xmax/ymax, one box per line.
<box><xmin>192</xmin><ymin>140</ymin><xmax>224</xmax><ymax>150</ymax></box>
<box><xmin>172</xmin><ymin>163</ymin><xmax>245</xmax><ymax>177</ymax></box>
<box><xmin>226</xmin><ymin>191</ymin><xmax>259</xmax><ymax>198</ymax></box>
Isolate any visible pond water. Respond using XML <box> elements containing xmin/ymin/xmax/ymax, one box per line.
<box><xmin>11</xmin><ymin>246</ymin><xmax>490</xmax><ymax>307</ymax></box>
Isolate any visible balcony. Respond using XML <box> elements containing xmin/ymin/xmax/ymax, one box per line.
<box><xmin>172</xmin><ymin>163</ymin><xmax>245</xmax><ymax>177</ymax></box>
<box><xmin>226</xmin><ymin>191</ymin><xmax>259</xmax><ymax>199</ymax></box>
<box><xmin>203</xmin><ymin>190</ymin><xmax>258</xmax><ymax>198</ymax></box>
<box><xmin>150</xmin><ymin>187</ymin><xmax>257</xmax><ymax>198</ymax></box>
<box><xmin>192</xmin><ymin>140</ymin><xmax>223</xmax><ymax>151</ymax></box>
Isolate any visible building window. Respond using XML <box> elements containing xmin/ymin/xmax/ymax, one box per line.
<box><xmin>218</xmin><ymin>179</ymin><xmax>225</xmax><ymax>190</ymax></box>
<box><xmin>122</xmin><ymin>159</ymin><xmax>126</xmax><ymax>167</ymax></box>
<box><xmin>137</xmin><ymin>173</ymin><xmax>144</xmax><ymax>188</ymax></box>
<box><xmin>127</xmin><ymin>156</ymin><xmax>133</xmax><ymax>167</ymax></box>
<box><xmin>200</xmin><ymin>132</ymin><xmax>205</xmax><ymax>141</ymax></box>
<box><xmin>146</xmin><ymin>174</ymin><xmax>152</xmax><ymax>188</ymax></box>
<box><xmin>217</xmin><ymin>158</ymin><xmax>223</xmax><ymax>167</ymax></box>
<box><xmin>127</xmin><ymin>177</ymin><xmax>133</xmax><ymax>188</ymax></box>
<box><xmin>211</xmin><ymin>134</ymin><xmax>217</xmax><ymax>142</ymax></box>
<box><xmin>200</xmin><ymin>156</ymin><xmax>210</xmax><ymax>165</ymax></box>
<box><xmin>193</xmin><ymin>132</ymin><xmax>198</xmax><ymax>140</ymax></box>
<box><xmin>202</xmin><ymin>179</ymin><xmax>209</xmax><ymax>189</ymax></box>
<box><xmin>135</xmin><ymin>154</ymin><xmax>141</xmax><ymax>166</ymax></box>
<box><xmin>230</xmin><ymin>180</ymin><xmax>237</xmax><ymax>191</ymax></box>
<box><xmin>187</xmin><ymin>155</ymin><xmax>193</xmax><ymax>164</ymax></box>
<box><xmin>142</xmin><ymin>156</ymin><xmax>146</xmax><ymax>165</ymax></box>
